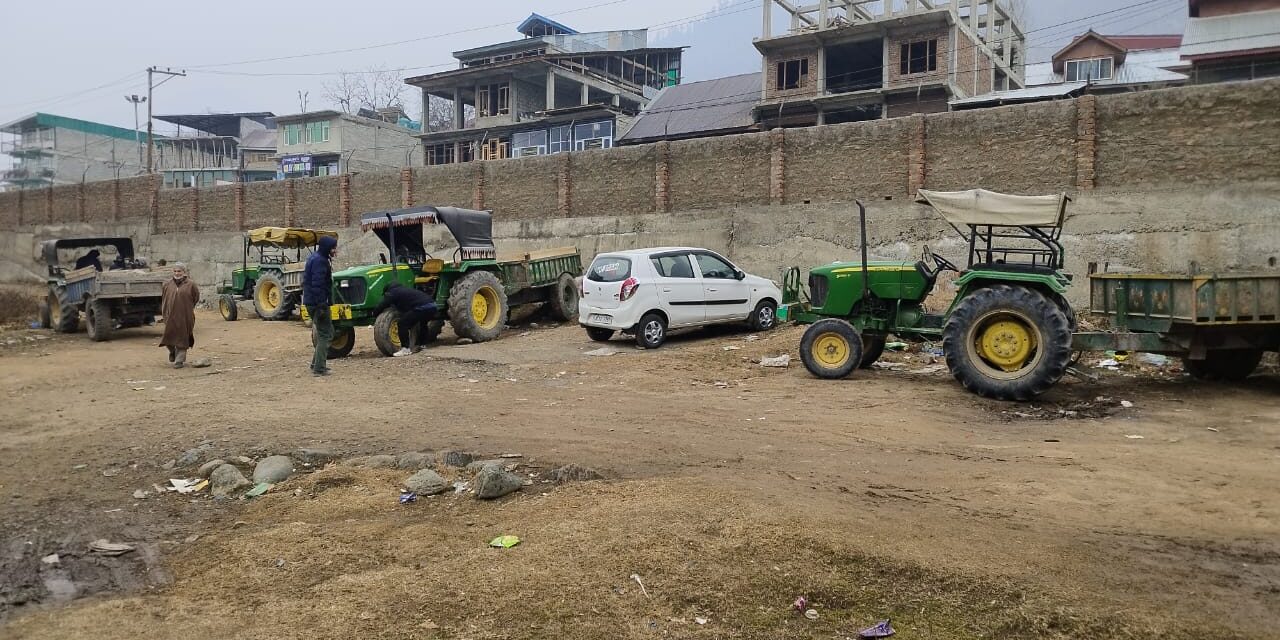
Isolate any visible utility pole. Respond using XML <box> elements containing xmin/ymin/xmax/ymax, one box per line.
<box><xmin>125</xmin><ymin>94</ymin><xmax>146</xmax><ymax>169</ymax></box>
<box><xmin>146</xmin><ymin>66</ymin><xmax>186</xmax><ymax>174</ymax></box>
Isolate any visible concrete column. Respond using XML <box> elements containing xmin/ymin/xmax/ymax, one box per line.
<box><xmin>234</xmin><ymin>181</ymin><xmax>246</xmax><ymax>230</ymax></box>
<box><xmin>339</xmin><ymin>174</ymin><xmax>352</xmax><ymax>227</ymax></box>
<box><xmin>762</xmin><ymin>0</ymin><xmax>770</xmax><ymax>38</ymax></box>
<box><xmin>557</xmin><ymin>152</ymin><xmax>572</xmax><ymax>216</ymax></box>
<box><xmin>769</xmin><ymin>128</ymin><xmax>786</xmax><ymax>206</ymax></box>
<box><xmin>908</xmin><ymin>114</ymin><xmax>927</xmax><ymax>196</ymax></box>
<box><xmin>423</xmin><ymin>88</ymin><xmax>431</xmax><ymax>132</ymax></box>
<box><xmin>546</xmin><ymin>70</ymin><xmax>556</xmax><ymax>110</ymax></box>
<box><xmin>453</xmin><ymin>87</ymin><xmax>464</xmax><ymax>129</ymax></box>
<box><xmin>285</xmin><ymin>179</ymin><xmax>297</xmax><ymax>227</ymax></box>
<box><xmin>816</xmin><ymin>110</ymin><xmax>826</xmax><ymax>126</ymax></box>
<box><xmin>580</xmin><ymin>82</ymin><xmax>589</xmax><ymax>106</ymax></box>
<box><xmin>509</xmin><ymin>75</ymin><xmax>518</xmax><ymax>121</ymax></box>
<box><xmin>816</xmin><ymin>47</ymin><xmax>827</xmax><ymax>94</ymax></box>
<box><xmin>654</xmin><ymin>140</ymin><xmax>671</xmax><ymax>213</ymax></box>
<box><xmin>1075</xmin><ymin>94</ymin><xmax>1098</xmax><ymax>190</ymax></box>
<box><xmin>400</xmin><ymin>168</ymin><xmax>414</xmax><ymax>207</ymax></box>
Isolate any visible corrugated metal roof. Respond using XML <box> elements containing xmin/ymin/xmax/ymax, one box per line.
<box><xmin>617</xmin><ymin>72</ymin><xmax>760</xmax><ymax>143</ymax></box>
<box><xmin>1181</xmin><ymin>9</ymin><xmax>1280</xmax><ymax>59</ymax></box>
<box><xmin>1026</xmin><ymin>48</ymin><xmax>1189</xmax><ymax>86</ymax></box>
<box><xmin>0</xmin><ymin>112</ymin><xmax>148</xmax><ymax>141</ymax></box>
<box><xmin>949</xmin><ymin>83</ymin><xmax>1086</xmax><ymax>107</ymax></box>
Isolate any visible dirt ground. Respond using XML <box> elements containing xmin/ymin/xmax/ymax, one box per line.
<box><xmin>0</xmin><ymin>306</ymin><xmax>1277</xmax><ymax>639</ymax></box>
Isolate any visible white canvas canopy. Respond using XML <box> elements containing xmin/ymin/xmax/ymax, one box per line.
<box><xmin>916</xmin><ymin>189</ymin><xmax>1069</xmax><ymax>227</ymax></box>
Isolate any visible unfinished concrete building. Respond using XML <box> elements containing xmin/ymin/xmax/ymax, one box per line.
<box><xmin>754</xmin><ymin>0</ymin><xmax>1025</xmax><ymax>126</ymax></box>
<box><xmin>407</xmin><ymin>14</ymin><xmax>683</xmax><ymax>164</ymax></box>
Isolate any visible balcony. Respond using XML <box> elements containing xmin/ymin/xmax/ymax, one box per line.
<box><xmin>1</xmin><ymin>135</ymin><xmax>56</xmax><ymax>157</ymax></box>
<box><xmin>2</xmin><ymin>166</ymin><xmax>56</xmax><ymax>184</ymax></box>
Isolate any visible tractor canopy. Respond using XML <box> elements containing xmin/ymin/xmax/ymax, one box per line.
<box><xmin>916</xmin><ymin>189</ymin><xmax>1068</xmax><ymax>228</ymax></box>
<box><xmin>40</xmin><ymin>237</ymin><xmax>135</xmax><ymax>266</ymax></box>
<box><xmin>359</xmin><ymin>205</ymin><xmax>496</xmax><ymax>263</ymax></box>
<box><xmin>246</xmin><ymin>227</ymin><xmax>338</xmax><ymax>249</ymax></box>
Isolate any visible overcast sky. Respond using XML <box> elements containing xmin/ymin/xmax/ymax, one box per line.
<box><xmin>0</xmin><ymin>0</ymin><xmax>1189</xmax><ymax>132</ymax></box>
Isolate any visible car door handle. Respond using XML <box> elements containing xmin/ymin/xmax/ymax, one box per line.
<box><xmin>662</xmin><ymin>287</ymin><xmax>672</xmax><ymax>292</ymax></box>
<box><xmin>707</xmin><ymin>288</ymin><xmax>718</xmax><ymax>292</ymax></box>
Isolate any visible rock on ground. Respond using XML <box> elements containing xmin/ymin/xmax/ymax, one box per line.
<box><xmin>253</xmin><ymin>455</ymin><xmax>295</xmax><ymax>484</ymax></box>
<box><xmin>441</xmin><ymin>451</ymin><xmax>476</xmax><ymax>468</ymax></box>
<box><xmin>548</xmin><ymin>463</ymin><xmax>605</xmax><ymax>483</ymax></box>
<box><xmin>176</xmin><ymin>443</ymin><xmax>214</xmax><ymax>466</ymax></box>
<box><xmin>343</xmin><ymin>454</ymin><xmax>397</xmax><ymax>469</ymax></box>
<box><xmin>474</xmin><ymin>464</ymin><xmax>523</xmax><ymax>499</ymax></box>
<box><xmin>196</xmin><ymin>459</ymin><xmax>227</xmax><ymax>479</ymax></box>
<box><xmin>396</xmin><ymin>452</ymin><xmax>435</xmax><ymax>471</ymax></box>
<box><xmin>403</xmin><ymin>469</ymin><xmax>449</xmax><ymax>496</ymax></box>
<box><xmin>292</xmin><ymin>448</ymin><xmax>338</xmax><ymax>466</ymax></box>
<box><xmin>465</xmin><ymin>459</ymin><xmax>505</xmax><ymax>474</ymax></box>
<box><xmin>209</xmin><ymin>464</ymin><xmax>252</xmax><ymax>498</ymax></box>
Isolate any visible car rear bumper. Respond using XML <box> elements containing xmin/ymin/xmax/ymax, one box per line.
<box><xmin>578</xmin><ymin>305</ymin><xmax>642</xmax><ymax>331</ymax></box>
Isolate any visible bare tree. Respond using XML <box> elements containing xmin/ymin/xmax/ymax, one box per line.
<box><xmin>323</xmin><ymin>73</ymin><xmax>362</xmax><ymax>114</ymax></box>
<box><xmin>322</xmin><ymin>66</ymin><xmax>410</xmax><ymax>116</ymax></box>
<box><xmin>1002</xmin><ymin>0</ymin><xmax>1029</xmax><ymax>28</ymax></box>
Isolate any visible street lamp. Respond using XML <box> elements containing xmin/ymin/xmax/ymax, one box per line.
<box><xmin>125</xmin><ymin>94</ymin><xmax>146</xmax><ymax>170</ymax></box>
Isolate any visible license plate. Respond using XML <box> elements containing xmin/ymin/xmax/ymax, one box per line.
<box><xmin>589</xmin><ymin>314</ymin><xmax>612</xmax><ymax>325</ymax></box>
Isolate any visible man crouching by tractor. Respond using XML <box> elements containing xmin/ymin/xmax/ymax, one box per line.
<box><xmin>373</xmin><ymin>282</ymin><xmax>439</xmax><ymax>357</ymax></box>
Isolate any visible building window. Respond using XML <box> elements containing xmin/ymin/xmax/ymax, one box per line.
<box><xmin>306</xmin><ymin>121</ymin><xmax>330</xmax><ymax>143</ymax></box>
<box><xmin>284</xmin><ymin>124</ymin><xmax>302</xmax><ymax>145</ymax></box>
<box><xmin>284</xmin><ymin>121</ymin><xmax>330</xmax><ymax>145</ymax></box>
<box><xmin>549</xmin><ymin>125</ymin><xmax>573</xmax><ymax>154</ymax></box>
<box><xmin>1065</xmin><ymin>57</ymin><xmax>1114</xmax><ymax>82</ymax></box>
<box><xmin>899</xmin><ymin>39</ymin><xmax>938</xmax><ymax>75</ymax></box>
<box><xmin>477</xmin><ymin>83</ymin><xmax>510</xmax><ymax>117</ymax></box>
<box><xmin>573</xmin><ymin>121</ymin><xmax>613</xmax><ymax>151</ymax></box>
<box><xmin>426</xmin><ymin>143</ymin><xmax>456</xmax><ymax>165</ymax></box>
<box><xmin>775</xmin><ymin>58</ymin><xmax>809</xmax><ymax>90</ymax></box>
<box><xmin>512</xmin><ymin>130</ymin><xmax>548</xmax><ymax>157</ymax></box>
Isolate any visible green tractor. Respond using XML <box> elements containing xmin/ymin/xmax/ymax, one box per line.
<box><xmin>783</xmin><ymin>189</ymin><xmax>1076</xmax><ymax>401</ymax></box>
<box><xmin>217</xmin><ymin>227</ymin><xmax>339</xmax><ymax>321</ymax></box>
<box><xmin>306</xmin><ymin>205</ymin><xmax>582</xmax><ymax>358</ymax></box>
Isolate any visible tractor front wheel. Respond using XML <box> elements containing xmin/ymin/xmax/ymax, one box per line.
<box><xmin>448</xmin><ymin>271</ymin><xmax>509</xmax><ymax>343</ymax></box>
<box><xmin>800</xmin><ymin>318</ymin><xmax>864</xmax><ymax>379</ymax></box>
<box><xmin>1183</xmin><ymin>349</ymin><xmax>1262</xmax><ymax>381</ymax></box>
<box><xmin>942</xmin><ymin>284</ymin><xmax>1072</xmax><ymax>401</ymax></box>
<box><xmin>374</xmin><ymin>308</ymin><xmax>408</xmax><ymax>357</ymax></box>
<box><xmin>254</xmin><ymin>273</ymin><xmax>291</xmax><ymax>320</ymax></box>
<box><xmin>50</xmin><ymin>291</ymin><xmax>79</xmax><ymax>334</ymax></box>
<box><xmin>859</xmin><ymin>334</ymin><xmax>886</xmax><ymax>369</ymax></box>
<box><xmin>327</xmin><ymin>326</ymin><xmax>356</xmax><ymax>359</ymax></box>
<box><xmin>548</xmin><ymin>273</ymin><xmax>579</xmax><ymax>322</ymax></box>
<box><xmin>219</xmin><ymin>294</ymin><xmax>239</xmax><ymax>321</ymax></box>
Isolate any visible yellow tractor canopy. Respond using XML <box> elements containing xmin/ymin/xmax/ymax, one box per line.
<box><xmin>246</xmin><ymin>227</ymin><xmax>339</xmax><ymax>249</ymax></box>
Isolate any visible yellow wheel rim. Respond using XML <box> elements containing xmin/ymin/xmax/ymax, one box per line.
<box><xmin>975</xmin><ymin>315</ymin><xmax>1037</xmax><ymax>372</ymax></box>
<box><xmin>219</xmin><ymin>297</ymin><xmax>232</xmax><ymax>315</ymax></box>
<box><xmin>811</xmin><ymin>332</ymin><xmax>851</xmax><ymax>369</ymax></box>
<box><xmin>257</xmin><ymin>281</ymin><xmax>280</xmax><ymax>312</ymax></box>
<box><xmin>388</xmin><ymin>318</ymin><xmax>402</xmax><ymax>348</ymax></box>
<box><xmin>471</xmin><ymin>285</ymin><xmax>500</xmax><ymax>329</ymax></box>
<box><xmin>331</xmin><ymin>330</ymin><xmax>351</xmax><ymax>350</ymax></box>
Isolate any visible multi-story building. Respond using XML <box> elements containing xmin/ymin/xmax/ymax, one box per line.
<box><xmin>1180</xmin><ymin>0</ymin><xmax>1280</xmax><ymax>82</ymax></box>
<box><xmin>406</xmin><ymin>13</ymin><xmax>684</xmax><ymax>164</ymax></box>
<box><xmin>0</xmin><ymin>112</ymin><xmax>145</xmax><ymax>189</ymax></box>
<box><xmin>153</xmin><ymin>112</ymin><xmax>277</xmax><ymax>188</ymax></box>
<box><xmin>752</xmin><ymin>0</ymin><xmax>1026</xmax><ymax>126</ymax></box>
<box><xmin>273</xmin><ymin>109</ymin><xmax>419</xmax><ymax>178</ymax></box>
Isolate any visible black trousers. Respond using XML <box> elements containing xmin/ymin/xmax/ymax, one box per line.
<box><xmin>397</xmin><ymin>305</ymin><xmax>435</xmax><ymax>348</ymax></box>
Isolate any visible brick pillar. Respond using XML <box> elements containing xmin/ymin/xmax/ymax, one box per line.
<box><xmin>400</xmin><ymin>167</ymin><xmax>414</xmax><ymax>207</ymax></box>
<box><xmin>16</xmin><ymin>188</ymin><xmax>23</xmax><ymax>227</ymax></box>
<box><xmin>1075</xmin><ymin>94</ymin><xmax>1098</xmax><ymax>190</ymax></box>
<box><xmin>76</xmin><ymin>182</ymin><xmax>86</xmax><ymax>222</ymax></box>
<box><xmin>191</xmin><ymin>187</ymin><xmax>200</xmax><ymax>232</ymax></box>
<box><xmin>908</xmin><ymin>114</ymin><xmax>927</xmax><ymax>197</ymax></box>
<box><xmin>112</xmin><ymin>178</ymin><xmax>121</xmax><ymax>223</ymax></box>
<box><xmin>473</xmin><ymin>162</ymin><xmax>486</xmax><ymax>210</ymax></box>
<box><xmin>284</xmin><ymin>179</ymin><xmax>297</xmax><ymax>226</ymax></box>
<box><xmin>339</xmin><ymin>174</ymin><xmax>352</xmax><ymax>227</ymax></box>
<box><xmin>45</xmin><ymin>186</ymin><xmax>54</xmax><ymax>223</ymax></box>
<box><xmin>557</xmin><ymin>153</ymin><xmax>572</xmax><ymax>216</ymax></box>
<box><xmin>654</xmin><ymin>140</ymin><xmax>671</xmax><ymax>213</ymax></box>
<box><xmin>148</xmin><ymin>174</ymin><xmax>161</xmax><ymax>232</ymax></box>
<box><xmin>234</xmin><ymin>182</ymin><xmax>246</xmax><ymax>230</ymax></box>
<box><xmin>769</xmin><ymin>128</ymin><xmax>786</xmax><ymax>206</ymax></box>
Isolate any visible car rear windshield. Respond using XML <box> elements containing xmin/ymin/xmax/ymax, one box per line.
<box><xmin>587</xmin><ymin>256</ymin><xmax>632</xmax><ymax>282</ymax></box>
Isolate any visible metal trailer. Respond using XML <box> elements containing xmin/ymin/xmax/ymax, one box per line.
<box><xmin>1074</xmin><ymin>271</ymin><xmax>1280</xmax><ymax>380</ymax></box>
<box><xmin>39</xmin><ymin>237</ymin><xmax>169</xmax><ymax>342</ymax></box>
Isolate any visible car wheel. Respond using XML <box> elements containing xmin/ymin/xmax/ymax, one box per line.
<box><xmin>749</xmin><ymin>300</ymin><xmax>777</xmax><ymax>331</ymax></box>
<box><xmin>634</xmin><ymin>313</ymin><xmax>667</xmax><ymax>349</ymax></box>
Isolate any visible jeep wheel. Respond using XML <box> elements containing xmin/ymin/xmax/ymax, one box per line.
<box><xmin>448</xmin><ymin>270</ymin><xmax>509</xmax><ymax>343</ymax></box>
<box><xmin>548</xmin><ymin>273</ymin><xmax>579</xmax><ymax>322</ymax></box>
<box><xmin>85</xmin><ymin>297</ymin><xmax>114</xmax><ymax>342</ymax></box>
<box><xmin>327</xmin><ymin>326</ymin><xmax>356</xmax><ymax>359</ymax></box>
<box><xmin>219</xmin><ymin>294</ymin><xmax>239</xmax><ymax>321</ymax></box>
<box><xmin>943</xmin><ymin>284</ymin><xmax>1072</xmax><ymax>401</ymax></box>
<box><xmin>800</xmin><ymin>318</ymin><xmax>863</xmax><ymax>379</ymax></box>
<box><xmin>253</xmin><ymin>272</ymin><xmax>290</xmax><ymax>320</ymax></box>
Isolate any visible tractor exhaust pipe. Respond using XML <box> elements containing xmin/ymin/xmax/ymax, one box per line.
<box><xmin>386</xmin><ymin>213</ymin><xmax>396</xmax><ymax>271</ymax></box>
<box><xmin>856</xmin><ymin>200</ymin><xmax>870</xmax><ymax>303</ymax></box>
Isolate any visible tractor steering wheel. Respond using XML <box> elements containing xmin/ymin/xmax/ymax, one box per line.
<box><xmin>923</xmin><ymin>246</ymin><xmax>959</xmax><ymax>274</ymax></box>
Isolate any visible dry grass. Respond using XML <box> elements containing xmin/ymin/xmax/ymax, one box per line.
<box><xmin>2</xmin><ymin>470</ymin><xmax>1242</xmax><ymax>640</ymax></box>
<box><xmin>0</xmin><ymin>286</ymin><xmax>39</xmax><ymax>327</ymax></box>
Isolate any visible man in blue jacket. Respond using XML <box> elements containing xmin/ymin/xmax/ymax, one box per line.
<box><xmin>304</xmin><ymin>235</ymin><xmax>338</xmax><ymax>376</ymax></box>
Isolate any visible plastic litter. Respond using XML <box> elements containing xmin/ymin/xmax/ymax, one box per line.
<box><xmin>1097</xmin><ymin>359</ymin><xmax>1120</xmax><ymax>369</ymax></box>
<box><xmin>399</xmin><ymin>491</ymin><xmax>417</xmax><ymax>504</ymax></box>
<box><xmin>168</xmin><ymin>478</ymin><xmax>204</xmax><ymax>494</ymax></box>
<box><xmin>804</xmin><ymin>609</ymin><xmax>819</xmax><ymax>620</ymax></box>
<box><xmin>489</xmin><ymin>535</ymin><xmax>521</xmax><ymax>548</ymax></box>
<box><xmin>1136</xmin><ymin>352</ymin><xmax>1170</xmax><ymax>366</ymax></box>
<box><xmin>723</xmin><ymin>345</ymin><xmax>741</xmax><ymax>351</ymax></box>
<box><xmin>924</xmin><ymin>345</ymin><xmax>945</xmax><ymax>356</ymax></box>
<box><xmin>1120</xmin><ymin>400</ymin><xmax>1134</xmax><ymax>408</ymax></box>
<box><xmin>244</xmin><ymin>483</ymin><xmax>272</xmax><ymax>498</ymax></box>
<box><xmin>885</xmin><ymin>342</ymin><xmax>908</xmax><ymax>351</ymax></box>
<box><xmin>793</xmin><ymin>595</ymin><xmax>808</xmax><ymax>611</ymax></box>
<box><xmin>694</xmin><ymin>617</ymin><xmax>708</xmax><ymax>625</ymax></box>
<box><xmin>858</xmin><ymin>619</ymin><xmax>896</xmax><ymax>638</ymax></box>
<box><xmin>41</xmin><ymin>553</ymin><xmax>60</xmax><ymax>565</ymax></box>
<box><xmin>1125</xmin><ymin>434</ymin><xmax>1145</xmax><ymax>439</ymax></box>
<box><xmin>760</xmin><ymin>354</ymin><xmax>791</xmax><ymax>368</ymax></box>
<box><xmin>89</xmin><ymin>539</ymin><xmax>136</xmax><ymax>556</ymax></box>
<box><xmin>630</xmin><ymin>573</ymin><xmax>650</xmax><ymax>598</ymax></box>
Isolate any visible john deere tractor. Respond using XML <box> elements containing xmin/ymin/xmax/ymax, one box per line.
<box><xmin>782</xmin><ymin>189</ymin><xmax>1076</xmax><ymax>401</ymax></box>
<box><xmin>217</xmin><ymin>227</ymin><xmax>338</xmax><ymax>321</ymax></box>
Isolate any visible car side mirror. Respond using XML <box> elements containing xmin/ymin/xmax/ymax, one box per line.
<box><xmin>735</xmin><ymin>269</ymin><xmax>746</xmax><ymax>281</ymax></box>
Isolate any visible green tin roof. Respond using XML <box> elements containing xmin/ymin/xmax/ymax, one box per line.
<box><xmin>0</xmin><ymin>112</ymin><xmax>150</xmax><ymax>141</ymax></box>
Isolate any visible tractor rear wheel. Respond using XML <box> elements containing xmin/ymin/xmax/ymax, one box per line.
<box><xmin>327</xmin><ymin>326</ymin><xmax>356</xmax><ymax>359</ymax></box>
<box><xmin>859</xmin><ymin>334</ymin><xmax>886</xmax><ymax>369</ymax></box>
<box><xmin>374</xmin><ymin>308</ymin><xmax>408</xmax><ymax>357</ymax></box>
<box><xmin>85</xmin><ymin>297</ymin><xmax>114</xmax><ymax>342</ymax></box>
<box><xmin>448</xmin><ymin>270</ymin><xmax>509</xmax><ymax>343</ymax></box>
<box><xmin>800</xmin><ymin>318</ymin><xmax>864</xmax><ymax>379</ymax></box>
<box><xmin>943</xmin><ymin>284</ymin><xmax>1072</xmax><ymax>401</ymax></box>
<box><xmin>254</xmin><ymin>273</ymin><xmax>290</xmax><ymax>321</ymax></box>
<box><xmin>420</xmin><ymin>319</ymin><xmax>444</xmax><ymax>345</ymax></box>
<box><xmin>219</xmin><ymin>294</ymin><xmax>239</xmax><ymax>321</ymax></box>
<box><xmin>38</xmin><ymin>301</ymin><xmax>51</xmax><ymax>329</ymax></box>
<box><xmin>548</xmin><ymin>273</ymin><xmax>579</xmax><ymax>322</ymax></box>
<box><xmin>50</xmin><ymin>291</ymin><xmax>79</xmax><ymax>333</ymax></box>
<box><xmin>1183</xmin><ymin>349</ymin><xmax>1262</xmax><ymax>381</ymax></box>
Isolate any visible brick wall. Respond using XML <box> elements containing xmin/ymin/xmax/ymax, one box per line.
<box><xmin>3</xmin><ymin>78</ymin><xmax>1280</xmax><ymax>235</ymax></box>
<box><xmin>668</xmin><ymin>132</ymin><xmax>771</xmax><ymax>210</ymax></box>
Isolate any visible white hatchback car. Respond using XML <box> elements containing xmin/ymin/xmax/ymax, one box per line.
<box><xmin>579</xmin><ymin>247</ymin><xmax>783</xmax><ymax>348</ymax></box>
